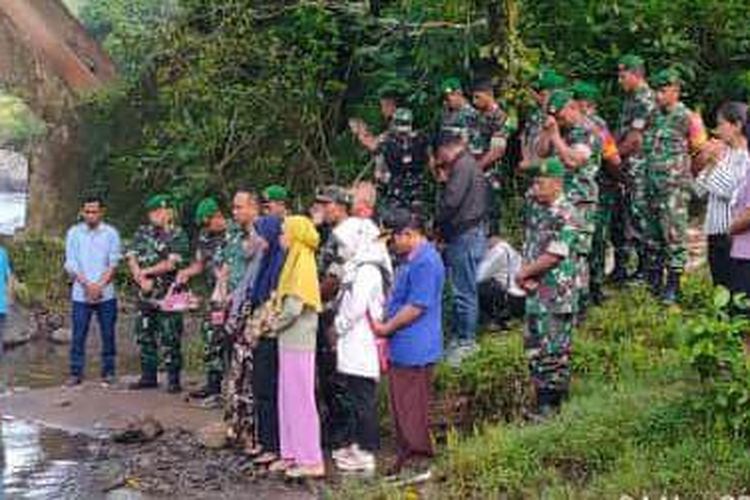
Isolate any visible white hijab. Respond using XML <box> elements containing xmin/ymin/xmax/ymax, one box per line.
<box><xmin>333</xmin><ymin>217</ymin><xmax>393</xmax><ymax>287</ymax></box>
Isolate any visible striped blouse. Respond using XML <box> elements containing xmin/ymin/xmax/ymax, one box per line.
<box><xmin>695</xmin><ymin>147</ymin><xmax>750</xmax><ymax>235</ymax></box>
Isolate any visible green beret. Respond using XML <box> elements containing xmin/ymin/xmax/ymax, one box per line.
<box><xmin>651</xmin><ymin>68</ymin><xmax>683</xmax><ymax>88</ymax></box>
<box><xmin>530</xmin><ymin>157</ymin><xmax>566</xmax><ymax>179</ymax></box>
<box><xmin>571</xmin><ymin>81</ymin><xmax>600</xmax><ymax>102</ymax></box>
<box><xmin>618</xmin><ymin>54</ymin><xmax>645</xmax><ymax>72</ymax></box>
<box><xmin>194</xmin><ymin>197</ymin><xmax>220</xmax><ymax>225</ymax></box>
<box><xmin>533</xmin><ymin>68</ymin><xmax>567</xmax><ymax>91</ymax></box>
<box><xmin>441</xmin><ymin>77</ymin><xmax>463</xmax><ymax>95</ymax></box>
<box><xmin>547</xmin><ymin>89</ymin><xmax>574</xmax><ymax>114</ymax></box>
<box><xmin>145</xmin><ymin>194</ymin><xmax>172</xmax><ymax>211</ymax></box>
<box><xmin>262</xmin><ymin>184</ymin><xmax>288</xmax><ymax>202</ymax></box>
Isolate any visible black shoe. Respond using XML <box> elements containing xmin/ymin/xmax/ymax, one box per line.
<box><xmin>128</xmin><ymin>374</ymin><xmax>158</xmax><ymax>390</ymax></box>
<box><xmin>167</xmin><ymin>371</ymin><xmax>182</xmax><ymax>394</ymax></box>
<box><xmin>65</xmin><ymin>375</ymin><xmax>82</xmax><ymax>387</ymax></box>
<box><xmin>661</xmin><ymin>269</ymin><xmax>681</xmax><ymax>305</ymax></box>
<box><xmin>189</xmin><ymin>372</ymin><xmax>221</xmax><ymax>399</ymax></box>
<box><xmin>648</xmin><ymin>260</ymin><xmax>664</xmax><ymax>296</ymax></box>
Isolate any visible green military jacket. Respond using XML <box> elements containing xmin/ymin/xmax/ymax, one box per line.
<box><xmin>127</xmin><ymin>224</ymin><xmax>190</xmax><ymax>301</ymax></box>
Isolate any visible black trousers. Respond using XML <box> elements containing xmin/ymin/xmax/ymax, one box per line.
<box><xmin>731</xmin><ymin>257</ymin><xmax>750</xmax><ymax>297</ymax></box>
<box><xmin>340</xmin><ymin>374</ymin><xmax>380</xmax><ymax>452</ymax></box>
<box><xmin>253</xmin><ymin>338</ymin><xmax>279</xmax><ymax>452</ymax></box>
<box><xmin>708</xmin><ymin>234</ymin><xmax>733</xmax><ymax>290</ymax></box>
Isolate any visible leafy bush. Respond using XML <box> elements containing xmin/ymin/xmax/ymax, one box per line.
<box><xmin>435</xmin><ymin>333</ymin><xmax>530</xmax><ymax>425</ymax></box>
<box><xmin>7</xmin><ymin>236</ymin><xmax>68</xmax><ymax>312</ymax></box>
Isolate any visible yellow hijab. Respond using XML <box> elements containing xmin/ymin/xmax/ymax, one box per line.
<box><xmin>276</xmin><ymin>215</ymin><xmax>322</xmax><ymax>312</ymax></box>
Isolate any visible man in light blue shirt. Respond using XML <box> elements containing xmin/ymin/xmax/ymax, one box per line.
<box><xmin>64</xmin><ymin>195</ymin><xmax>122</xmax><ymax>386</ymax></box>
<box><xmin>0</xmin><ymin>243</ymin><xmax>12</xmax><ymax>361</ymax></box>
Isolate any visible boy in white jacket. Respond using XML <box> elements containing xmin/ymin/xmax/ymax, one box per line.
<box><xmin>331</xmin><ymin>217</ymin><xmax>392</xmax><ymax>474</ymax></box>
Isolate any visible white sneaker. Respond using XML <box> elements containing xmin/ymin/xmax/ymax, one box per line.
<box><xmin>336</xmin><ymin>446</ymin><xmax>376</xmax><ymax>474</ymax></box>
<box><xmin>332</xmin><ymin>445</ymin><xmax>353</xmax><ymax>463</ymax></box>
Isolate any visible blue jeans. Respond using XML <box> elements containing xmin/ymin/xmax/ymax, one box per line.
<box><xmin>445</xmin><ymin>225</ymin><xmax>486</xmax><ymax>344</ymax></box>
<box><xmin>70</xmin><ymin>299</ymin><xmax>118</xmax><ymax>378</ymax></box>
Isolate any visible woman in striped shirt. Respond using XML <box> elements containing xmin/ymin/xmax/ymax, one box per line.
<box><xmin>695</xmin><ymin>102</ymin><xmax>750</xmax><ymax>289</ymax></box>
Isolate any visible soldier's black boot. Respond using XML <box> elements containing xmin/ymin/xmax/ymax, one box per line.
<box><xmin>632</xmin><ymin>250</ymin><xmax>648</xmax><ymax>283</ymax></box>
<box><xmin>661</xmin><ymin>269</ymin><xmax>681</xmax><ymax>305</ymax></box>
<box><xmin>189</xmin><ymin>371</ymin><xmax>221</xmax><ymax>399</ymax></box>
<box><xmin>167</xmin><ymin>370</ymin><xmax>182</xmax><ymax>394</ymax></box>
<box><xmin>648</xmin><ymin>259</ymin><xmax>664</xmax><ymax>297</ymax></box>
<box><xmin>128</xmin><ymin>367</ymin><xmax>158</xmax><ymax>390</ymax></box>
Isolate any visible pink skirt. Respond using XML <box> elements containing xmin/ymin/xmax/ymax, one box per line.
<box><xmin>278</xmin><ymin>349</ymin><xmax>323</xmax><ymax>466</ymax></box>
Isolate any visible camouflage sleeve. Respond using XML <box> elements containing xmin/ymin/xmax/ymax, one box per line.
<box><xmin>566</xmin><ymin>126</ymin><xmax>594</xmax><ymax>159</ymax></box>
<box><xmin>125</xmin><ymin>226</ymin><xmax>146</xmax><ymax>259</ymax></box>
<box><xmin>630</xmin><ymin>92</ymin><xmax>655</xmax><ymax>132</ymax></box>
<box><xmin>169</xmin><ymin>228</ymin><xmax>191</xmax><ymax>266</ymax></box>
<box><xmin>489</xmin><ymin>110</ymin><xmax>512</xmax><ymax>150</ymax></box>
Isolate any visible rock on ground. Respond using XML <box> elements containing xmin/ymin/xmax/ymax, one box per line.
<box><xmin>1</xmin><ymin>305</ymin><xmax>33</xmax><ymax>348</ymax></box>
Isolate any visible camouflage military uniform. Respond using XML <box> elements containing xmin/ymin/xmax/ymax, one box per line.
<box><xmin>643</xmin><ymin>102</ymin><xmax>707</xmax><ymax>271</ymax></box>
<box><xmin>587</xmin><ymin>113</ymin><xmax>621</xmax><ymax>297</ymax></box>
<box><xmin>617</xmin><ymin>84</ymin><xmax>657</xmax><ymax>267</ymax></box>
<box><xmin>127</xmin><ymin>224</ymin><xmax>190</xmax><ymax>376</ymax></box>
<box><xmin>441</xmin><ymin>103</ymin><xmax>482</xmax><ymax>156</ymax></box>
<box><xmin>196</xmin><ymin>228</ymin><xmax>230</xmax><ymax>379</ymax></box>
<box><xmin>523</xmin><ymin>196</ymin><xmax>579</xmax><ymax>394</ymax></box>
<box><xmin>375</xmin><ymin>128</ymin><xmax>431</xmax><ymax>214</ymax></box>
<box><xmin>477</xmin><ymin>103</ymin><xmax>518</xmax><ymax>234</ymax></box>
<box><xmin>559</xmin><ymin>121</ymin><xmax>602</xmax><ymax>312</ymax></box>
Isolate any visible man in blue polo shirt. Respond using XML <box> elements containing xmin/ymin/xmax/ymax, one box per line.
<box><xmin>371</xmin><ymin>208</ymin><xmax>445</xmax><ymax>477</ymax></box>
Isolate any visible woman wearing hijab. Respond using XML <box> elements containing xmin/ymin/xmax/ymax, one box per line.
<box><xmin>330</xmin><ymin>217</ymin><xmax>392</xmax><ymax>474</ymax></box>
<box><xmin>271</xmin><ymin>215</ymin><xmax>325</xmax><ymax>479</ymax></box>
<box><xmin>250</xmin><ymin>215</ymin><xmax>286</xmax><ymax>466</ymax></box>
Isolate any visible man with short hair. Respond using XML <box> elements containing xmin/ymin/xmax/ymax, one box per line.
<box><xmin>64</xmin><ymin>195</ymin><xmax>122</xmax><ymax>386</ymax></box>
<box><xmin>435</xmin><ymin>131</ymin><xmax>488</xmax><ymax>365</ymax></box>
<box><xmin>127</xmin><ymin>194</ymin><xmax>189</xmax><ymax>392</ymax></box>
<box><xmin>644</xmin><ymin>69</ymin><xmax>708</xmax><ymax>303</ymax></box>
<box><xmin>371</xmin><ymin>208</ymin><xmax>445</xmax><ymax>477</ymax></box>
<box><xmin>617</xmin><ymin>55</ymin><xmax>657</xmax><ymax>283</ymax></box>
<box><xmin>472</xmin><ymin>78</ymin><xmax>518</xmax><ymax>235</ymax></box>
<box><xmin>177</xmin><ymin>197</ymin><xmax>230</xmax><ymax>404</ymax></box>
<box><xmin>539</xmin><ymin>89</ymin><xmax>602</xmax><ymax>317</ymax></box>
<box><xmin>440</xmin><ymin>77</ymin><xmax>482</xmax><ymax>157</ymax></box>
<box><xmin>521</xmin><ymin>68</ymin><xmax>567</xmax><ymax>171</ymax></box>
<box><xmin>517</xmin><ymin>157</ymin><xmax>578</xmax><ymax>417</ymax></box>
<box><xmin>351</xmin><ymin>181</ymin><xmax>377</xmax><ymax>219</ymax></box>
<box><xmin>572</xmin><ymin>80</ymin><xmax>622</xmax><ymax>304</ymax></box>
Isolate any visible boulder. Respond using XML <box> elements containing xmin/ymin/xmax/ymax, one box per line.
<box><xmin>1</xmin><ymin>305</ymin><xmax>33</xmax><ymax>348</ymax></box>
<box><xmin>111</xmin><ymin>415</ymin><xmax>164</xmax><ymax>444</ymax></box>
<box><xmin>196</xmin><ymin>422</ymin><xmax>228</xmax><ymax>449</ymax></box>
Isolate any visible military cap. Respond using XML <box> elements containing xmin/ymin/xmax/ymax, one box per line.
<box><xmin>651</xmin><ymin>68</ymin><xmax>683</xmax><ymax>88</ymax></box>
<box><xmin>145</xmin><ymin>194</ymin><xmax>172</xmax><ymax>211</ymax></box>
<box><xmin>618</xmin><ymin>54</ymin><xmax>645</xmax><ymax>72</ymax></box>
<box><xmin>441</xmin><ymin>77</ymin><xmax>463</xmax><ymax>95</ymax></box>
<box><xmin>393</xmin><ymin>107</ymin><xmax>413</xmax><ymax>132</ymax></box>
<box><xmin>547</xmin><ymin>89</ymin><xmax>574</xmax><ymax>115</ymax></box>
<box><xmin>533</xmin><ymin>68</ymin><xmax>567</xmax><ymax>91</ymax></box>
<box><xmin>529</xmin><ymin>156</ymin><xmax>566</xmax><ymax>179</ymax></box>
<box><xmin>315</xmin><ymin>185</ymin><xmax>352</xmax><ymax>206</ymax></box>
<box><xmin>571</xmin><ymin>80</ymin><xmax>600</xmax><ymax>102</ymax></box>
<box><xmin>194</xmin><ymin>197</ymin><xmax>220</xmax><ymax>225</ymax></box>
<box><xmin>262</xmin><ymin>185</ymin><xmax>289</xmax><ymax>202</ymax></box>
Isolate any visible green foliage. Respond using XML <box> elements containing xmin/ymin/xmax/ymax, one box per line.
<box><xmin>0</xmin><ymin>92</ymin><xmax>45</xmax><ymax>147</ymax></box>
<box><xmin>683</xmin><ymin>286</ymin><xmax>750</xmax><ymax>438</ymax></box>
<box><xmin>7</xmin><ymin>236</ymin><xmax>68</xmax><ymax>312</ymax></box>
<box><xmin>435</xmin><ymin>334</ymin><xmax>530</xmax><ymax>424</ymax></box>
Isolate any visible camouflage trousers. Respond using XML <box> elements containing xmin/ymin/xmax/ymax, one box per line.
<box><xmin>201</xmin><ymin>309</ymin><xmax>227</xmax><ymax>377</ymax></box>
<box><xmin>524</xmin><ymin>313</ymin><xmax>574</xmax><ymax>393</ymax></box>
<box><xmin>574</xmin><ymin>202</ymin><xmax>596</xmax><ymax>311</ymax></box>
<box><xmin>647</xmin><ymin>171</ymin><xmax>690</xmax><ymax>271</ymax></box>
<box><xmin>625</xmin><ymin>157</ymin><xmax>651</xmax><ymax>258</ymax></box>
<box><xmin>224</xmin><ymin>339</ymin><xmax>256</xmax><ymax>448</ymax></box>
<box><xmin>135</xmin><ymin>307</ymin><xmax>183</xmax><ymax>374</ymax></box>
<box><xmin>590</xmin><ymin>188</ymin><xmax>625</xmax><ymax>292</ymax></box>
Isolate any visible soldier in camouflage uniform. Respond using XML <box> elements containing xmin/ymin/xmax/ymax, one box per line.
<box><xmin>617</xmin><ymin>55</ymin><xmax>657</xmax><ymax>282</ymax></box>
<box><xmin>644</xmin><ymin>69</ymin><xmax>708</xmax><ymax>303</ymax></box>
<box><xmin>126</xmin><ymin>194</ymin><xmax>190</xmax><ymax>393</ymax></box>
<box><xmin>223</xmin><ymin>190</ymin><xmax>266</xmax><ymax>452</ymax></box>
<box><xmin>540</xmin><ymin>89</ymin><xmax>603</xmax><ymax>318</ymax></box>
<box><xmin>572</xmin><ymin>81</ymin><xmax>623</xmax><ymax>304</ymax></box>
<box><xmin>176</xmin><ymin>197</ymin><xmax>230</xmax><ymax>404</ymax></box>
<box><xmin>472</xmin><ymin>79</ymin><xmax>518</xmax><ymax>235</ymax></box>
<box><xmin>440</xmin><ymin>77</ymin><xmax>482</xmax><ymax>152</ymax></box>
<box><xmin>517</xmin><ymin>157</ymin><xmax>579</xmax><ymax>416</ymax></box>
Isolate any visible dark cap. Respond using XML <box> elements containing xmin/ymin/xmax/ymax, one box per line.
<box><xmin>381</xmin><ymin>208</ymin><xmax>425</xmax><ymax>235</ymax></box>
<box><xmin>435</xmin><ymin>128</ymin><xmax>464</xmax><ymax>148</ymax></box>
<box><xmin>472</xmin><ymin>78</ymin><xmax>494</xmax><ymax>93</ymax></box>
<box><xmin>315</xmin><ymin>185</ymin><xmax>352</xmax><ymax>206</ymax></box>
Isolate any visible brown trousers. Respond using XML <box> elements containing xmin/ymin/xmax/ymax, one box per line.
<box><xmin>388</xmin><ymin>364</ymin><xmax>435</xmax><ymax>460</ymax></box>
